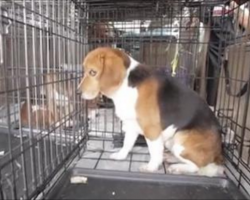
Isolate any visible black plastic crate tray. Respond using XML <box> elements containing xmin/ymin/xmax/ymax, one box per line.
<box><xmin>49</xmin><ymin>168</ymin><xmax>249</xmax><ymax>200</ymax></box>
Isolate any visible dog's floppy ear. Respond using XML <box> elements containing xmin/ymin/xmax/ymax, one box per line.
<box><xmin>99</xmin><ymin>53</ymin><xmax>126</xmax><ymax>94</ymax></box>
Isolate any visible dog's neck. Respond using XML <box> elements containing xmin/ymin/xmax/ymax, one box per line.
<box><xmin>106</xmin><ymin>56</ymin><xmax>140</xmax><ymax>100</ymax></box>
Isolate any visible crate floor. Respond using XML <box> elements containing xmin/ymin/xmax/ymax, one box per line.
<box><xmin>66</xmin><ymin>139</ymin><xmax>247</xmax><ymax>200</ymax></box>
<box><xmin>75</xmin><ymin>139</ymin><xmax>167</xmax><ymax>174</ymax></box>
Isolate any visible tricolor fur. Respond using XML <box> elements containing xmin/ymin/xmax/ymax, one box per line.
<box><xmin>78</xmin><ymin>47</ymin><xmax>224</xmax><ymax>177</ymax></box>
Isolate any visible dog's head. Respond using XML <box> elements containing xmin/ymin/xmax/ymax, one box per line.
<box><xmin>89</xmin><ymin>22</ymin><xmax>117</xmax><ymax>40</ymax></box>
<box><xmin>78</xmin><ymin>47</ymin><xmax>130</xmax><ymax>100</ymax></box>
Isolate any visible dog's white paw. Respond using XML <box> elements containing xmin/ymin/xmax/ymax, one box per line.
<box><xmin>110</xmin><ymin>151</ymin><xmax>127</xmax><ymax>160</ymax></box>
<box><xmin>139</xmin><ymin>163</ymin><xmax>158</xmax><ymax>173</ymax></box>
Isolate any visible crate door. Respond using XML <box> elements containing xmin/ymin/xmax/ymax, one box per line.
<box><xmin>216</xmin><ymin>42</ymin><xmax>250</xmax><ymax>164</ymax></box>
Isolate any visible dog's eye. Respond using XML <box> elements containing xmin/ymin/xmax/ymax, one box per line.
<box><xmin>89</xmin><ymin>70</ymin><xmax>97</xmax><ymax>76</ymax></box>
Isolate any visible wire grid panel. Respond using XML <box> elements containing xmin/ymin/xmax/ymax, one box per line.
<box><xmin>0</xmin><ymin>0</ymin><xmax>87</xmax><ymax>199</ymax></box>
<box><xmin>83</xmin><ymin>0</ymin><xmax>219</xmax><ymax>88</ymax></box>
<box><xmin>216</xmin><ymin>42</ymin><xmax>250</xmax><ymax>194</ymax></box>
<box><xmin>87</xmin><ymin>96</ymin><xmax>123</xmax><ymax>139</ymax></box>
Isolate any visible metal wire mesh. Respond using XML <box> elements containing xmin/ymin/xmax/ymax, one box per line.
<box><xmin>0</xmin><ymin>0</ymin><xmax>88</xmax><ymax>199</ymax></box>
<box><xmin>0</xmin><ymin>0</ymin><xmax>250</xmax><ymax>199</ymax></box>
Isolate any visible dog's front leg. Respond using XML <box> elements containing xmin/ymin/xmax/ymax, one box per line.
<box><xmin>110</xmin><ymin>121</ymin><xmax>139</xmax><ymax>160</ymax></box>
<box><xmin>139</xmin><ymin>136</ymin><xmax>164</xmax><ymax>172</ymax></box>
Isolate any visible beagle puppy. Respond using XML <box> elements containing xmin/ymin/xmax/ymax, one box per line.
<box><xmin>19</xmin><ymin>71</ymin><xmax>101</xmax><ymax>130</ymax></box>
<box><xmin>78</xmin><ymin>47</ymin><xmax>224</xmax><ymax>176</ymax></box>
<box><xmin>20</xmin><ymin>101</ymin><xmax>56</xmax><ymax>129</ymax></box>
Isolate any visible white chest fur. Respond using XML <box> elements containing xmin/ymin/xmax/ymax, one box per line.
<box><xmin>113</xmin><ymin>81</ymin><xmax>142</xmax><ymax>134</ymax></box>
<box><xmin>112</xmin><ymin>80</ymin><xmax>137</xmax><ymax>121</ymax></box>
<box><xmin>109</xmin><ymin>57</ymin><xmax>143</xmax><ymax>134</ymax></box>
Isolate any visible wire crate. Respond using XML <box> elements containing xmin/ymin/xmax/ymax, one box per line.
<box><xmin>0</xmin><ymin>0</ymin><xmax>250</xmax><ymax>199</ymax></box>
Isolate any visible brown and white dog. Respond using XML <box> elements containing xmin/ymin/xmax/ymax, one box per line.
<box><xmin>20</xmin><ymin>71</ymin><xmax>101</xmax><ymax>130</ymax></box>
<box><xmin>20</xmin><ymin>101</ymin><xmax>57</xmax><ymax>129</ymax></box>
<box><xmin>38</xmin><ymin>72</ymin><xmax>75</xmax><ymax>127</ymax></box>
<box><xmin>77</xmin><ymin>47</ymin><xmax>224</xmax><ymax>176</ymax></box>
<box><xmin>88</xmin><ymin>22</ymin><xmax>117</xmax><ymax>42</ymax></box>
